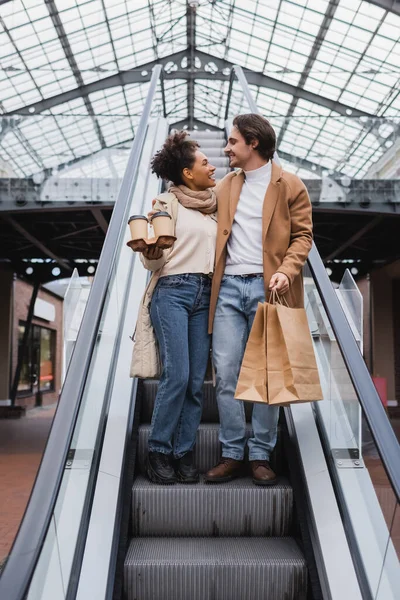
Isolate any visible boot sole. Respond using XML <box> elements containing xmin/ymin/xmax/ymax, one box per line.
<box><xmin>176</xmin><ymin>472</ymin><xmax>200</xmax><ymax>484</ymax></box>
<box><xmin>204</xmin><ymin>472</ymin><xmax>242</xmax><ymax>484</ymax></box>
<box><xmin>146</xmin><ymin>461</ymin><xmax>176</xmax><ymax>485</ymax></box>
<box><xmin>252</xmin><ymin>476</ymin><xmax>279</xmax><ymax>486</ymax></box>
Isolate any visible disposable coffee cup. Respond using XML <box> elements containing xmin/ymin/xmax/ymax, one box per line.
<box><xmin>128</xmin><ymin>215</ymin><xmax>148</xmax><ymax>240</ymax></box>
<box><xmin>151</xmin><ymin>211</ymin><xmax>173</xmax><ymax>237</ymax></box>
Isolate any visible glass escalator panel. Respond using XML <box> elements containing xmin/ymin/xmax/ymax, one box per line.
<box><xmin>304</xmin><ymin>264</ymin><xmax>400</xmax><ymax>599</ymax></box>
<box><xmin>23</xmin><ymin>117</ymin><xmax>167</xmax><ymax>599</ymax></box>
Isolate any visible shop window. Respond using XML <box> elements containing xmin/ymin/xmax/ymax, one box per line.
<box><xmin>17</xmin><ymin>323</ymin><xmax>56</xmax><ymax>395</ymax></box>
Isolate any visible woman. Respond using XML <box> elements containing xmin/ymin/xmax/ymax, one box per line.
<box><xmin>141</xmin><ymin>131</ymin><xmax>217</xmax><ymax>484</ymax></box>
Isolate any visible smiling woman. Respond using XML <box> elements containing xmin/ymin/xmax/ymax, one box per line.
<box><xmin>129</xmin><ymin>130</ymin><xmax>218</xmax><ymax>485</ymax></box>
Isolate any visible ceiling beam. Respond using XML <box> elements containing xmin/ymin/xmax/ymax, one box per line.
<box><xmin>365</xmin><ymin>0</ymin><xmax>400</xmax><ymax>16</ymax></box>
<box><xmin>40</xmin><ymin>122</ymin><xmax>341</xmax><ymax>177</ymax></box>
<box><xmin>1</xmin><ymin>214</ymin><xmax>72</xmax><ymax>271</ymax></box>
<box><xmin>4</xmin><ymin>51</ymin><xmax>187</xmax><ymax>117</ymax></box>
<box><xmin>186</xmin><ymin>3</ymin><xmax>196</xmax><ymax>130</ymax></box>
<box><xmin>277</xmin><ymin>150</ymin><xmax>344</xmax><ymax>177</ymax></box>
<box><xmin>91</xmin><ymin>208</ymin><xmax>108</xmax><ymax>235</ymax></box>
<box><xmin>44</xmin><ymin>0</ymin><xmax>106</xmax><ymax>149</ymax></box>
<box><xmin>277</xmin><ymin>0</ymin><xmax>340</xmax><ymax>147</ymax></box>
<box><xmin>5</xmin><ymin>50</ymin><xmax>374</xmax><ymax>120</ymax></box>
<box><xmin>324</xmin><ymin>215</ymin><xmax>384</xmax><ymax>261</ymax></box>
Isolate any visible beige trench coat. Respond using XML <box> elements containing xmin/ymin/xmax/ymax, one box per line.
<box><xmin>129</xmin><ymin>192</ymin><xmax>178</xmax><ymax>378</ymax></box>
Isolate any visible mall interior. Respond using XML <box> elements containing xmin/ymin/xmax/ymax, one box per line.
<box><xmin>0</xmin><ymin>1</ymin><xmax>399</xmax><ymax>599</ymax></box>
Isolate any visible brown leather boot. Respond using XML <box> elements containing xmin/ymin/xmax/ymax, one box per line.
<box><xmin>204</xmin><ymin>458</ymin><xmax>244</xmax><ymax>483</ymax></box>
<box><xmin>250</xmin><ymin>460</ymin><xmax>278</xmax><ymax>486</ymax></box>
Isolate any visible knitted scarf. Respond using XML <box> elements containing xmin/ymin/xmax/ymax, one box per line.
<box><xmin>169</xmin><ymin>184</ymin><xmax>217</xmax><ymax>215</ymax></box>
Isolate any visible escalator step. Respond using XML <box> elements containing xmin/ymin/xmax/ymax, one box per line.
<box><xmin>124</xmin><ymin>537</ymin><xmax>307</xmax><ymax>600</ymax></box>
<box><xmin>195</xmin><ymin>156</ymin><xmax>229</xmax><ymax>167</ymax></box>
<box><xmin>132</xmin><ymin>475</ymin><xmax>293</xmax><ymax>537</ymax></box>
<box><xmin>138</xmin><ymin>423</ymin><xmax>246</xmax><ymax>474</ymax></box>
<box><xmin>213</xmin><ymin>167</ymin><xmax>230</xmax><ymax>179</ymax></box>
<box><xmin>137</xmin><ymin>424</ymin><xmax>280</xmax><ymax>475</ymax></box>
<box><xmin>187</xmin><ymin>130</ymin><xmax>226</xmax><ymax>139</ymax></box>
<box><xmin>191</xmin><ymin>138</ymin><xmax>226</xmax><ymax>148</ymax></box>
<box><xmin>200</xmin><ymin>148</ymin><xmax>226</xmax><ymax>157</ymax></box>
<box><xmin>140</xmin><ymin>380</ymin><xmax>253</xmax><ymax>424</ymax></box>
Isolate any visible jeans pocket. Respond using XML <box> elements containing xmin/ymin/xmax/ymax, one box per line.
<box><xmin>158</xmin><ymin>275</ymin><xmax>185</xmax><ymax>288</ymax></box>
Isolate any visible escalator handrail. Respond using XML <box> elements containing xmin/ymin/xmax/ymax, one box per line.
<box><xmin>0</xmin><ymin>65</ymin><xmax>163</xmax><ymax>600</ymax></box>
<box><xmin>229</xmin><ymin>65</ymin><xmax>400</xmax><ymax>502</ymax></box>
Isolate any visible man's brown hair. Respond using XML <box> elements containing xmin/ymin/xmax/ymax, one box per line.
<box><xmin>233</xmin><ymin>114</ymin><xmax>276</xmax><ymax>161</ymax></box>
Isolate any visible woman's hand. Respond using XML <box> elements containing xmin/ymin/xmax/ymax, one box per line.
<box><xmin>142</xmin><ymin>245</ymin><xmax>163</xmax><ymax>260</ymax></box>
<box><xmin>147</xmin><ymin>199</ymin><xmax>158</xmax><ymax>220</ymax></box>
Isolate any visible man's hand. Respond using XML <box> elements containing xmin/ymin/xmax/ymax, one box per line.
<box><xmin>142</xmin><ymin>245</ymin><xmax>163</xmax><ymax>260</ymax></box>
<box><xmin>268</xmin><ymin>272</ymin><xmax>290</xmax><ymax>294</ymax></box>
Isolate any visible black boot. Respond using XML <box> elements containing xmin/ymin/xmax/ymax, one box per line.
<box><xmin>147</xmin><ymin>451</ymin><xmax>176</xmax><ymax>484</ymax></box>
<box><xmin>176</xmin><ymin>451</ymin><xmax>199</xmax><ymax>483</ymax></box>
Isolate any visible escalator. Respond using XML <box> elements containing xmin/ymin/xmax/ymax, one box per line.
<box><xmin>0</xmin><ymin>65</ymin><xmax>399</xmax><ymax>600</ymax></box>
<box><xmin>124</xmin><ymin>128</ymin><xmax>308</xmax><ymax>599</ymax></box>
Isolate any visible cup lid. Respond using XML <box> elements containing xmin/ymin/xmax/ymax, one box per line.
<box><xmin>151</xmin><ymin>211</ymin><xmax>171</xmax><ymax>220</ymax></box>
<box><xmin>128</xmin><ymin>215</ymin><xmax>148</xmax><ymax>224</ymax></box>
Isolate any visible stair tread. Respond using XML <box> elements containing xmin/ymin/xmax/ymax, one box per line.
<box><xmin>139</xmin><ymin>422</ymin><xmax>250</xmax><ymax>431</ymax></box>
<box><xmin>125</xmin><ymin>536</ymin><xmax>306</xmax><ymax>564</ymax></box>
<box><xmin>137</xmin><ymin>422</ymin><xmax>282</xmax><ymax>474</ymax></box>
<box><xmin>133</xmin><ymin>474</ymin><xmax>290</xmax><ymax>490</ymax></box>
<box><xmin>132</xmin><ymin>475</ymin><xmax>292</xmax><ymax>537</ymax></box>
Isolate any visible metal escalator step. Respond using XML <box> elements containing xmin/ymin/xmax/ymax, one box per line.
<box><xmin>201</xmin><ymin>148</ymin><xmax>226</xmax><ymax>157</ymax></box>
<box><xmin>199</xmin><ymin>156</ymin><xmax>230</xmax><ymax>167</ymax></box>
<box><xmin>137</xmin><ymin>423</ymin><xmax>281</xmax><ymax>474</ymax></box>
<box><xmin>132</xmin><ymin>475</ymin><xmax>293</xmax><ymax>537</ymax></box>
<box><xmin>140</xmin><ymin>380</ymin><xmax>253</xmax><ymax>424</ymax></box>
<box><xmin>194</xmin><ymin>138</ymin><xmax>226</xmax><ymax>148</ymax></box>
<box><xmin>187</xmin><ymin>130</ymin><xmax>225</xmax><ymax>139</ymax></box>
<box><xmin>137</xmin><ymin>423</ymin><xmax>252</xmax><ymax>474</ymax></box>
<box><xmin>214</xmin><ymin>167</ymin><xmax>230</xmax><ymax>179</ymax></box>
<box><xmin>124</xmin><ymin>537</ymin><xmax>307</xmax><ymax>600</ymax></box>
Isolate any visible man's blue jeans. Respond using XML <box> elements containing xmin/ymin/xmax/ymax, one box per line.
<box><xmin>212</xmin><ymin>274</ymin><xmax>279</xmax><ymax>461</ymax></box>
<box><xmin>149</xmin><ymin>274</ymin><xmax>211</xmax><ymax>458</ymax></box>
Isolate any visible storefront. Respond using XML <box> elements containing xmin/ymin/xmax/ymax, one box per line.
<box><xmin>12</xmin><ymin>279</ymin><xmax>63</xmax><ymax>409</ymax></box>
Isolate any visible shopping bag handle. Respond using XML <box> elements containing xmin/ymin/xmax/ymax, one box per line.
<box><xmin>268</xmin><ymin>289</ymin><xmax>289</xmax><ymax>307</ymax></box>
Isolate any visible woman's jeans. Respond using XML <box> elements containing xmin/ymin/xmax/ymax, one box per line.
<box><xmin>149</xmin><ymin>274</ymin><xmax>211</xmax><ymax>458</ymax></box>
<box><xmin>212</xmin><ymin>274</ymin><xmax>279</xmax><ymax>462</ymax></box>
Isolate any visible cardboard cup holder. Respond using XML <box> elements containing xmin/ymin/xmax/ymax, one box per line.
<box><xmin>127</xmin><ymin>213</ymin><xmax>176</xmax><ymax>253</ymax></box>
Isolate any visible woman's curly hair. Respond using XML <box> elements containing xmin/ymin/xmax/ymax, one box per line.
<box><xmin>151</xmin><ymin>131</ymin><xmax>199</xmax><ymax>185</ymax></box>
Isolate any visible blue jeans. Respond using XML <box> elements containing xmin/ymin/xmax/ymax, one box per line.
<box><xmin>212</xmin><ymin>274</ymin><xmax>279</xmax><ymax>461</ymax></box>
<box><xmin>149</xmin><ymin>274</ymin><xmax>211</xmax><ymax>458</ymax></box>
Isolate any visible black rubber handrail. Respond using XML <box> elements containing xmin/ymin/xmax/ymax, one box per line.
<box><xmin>0</xmin><ymin>65</ymin><xmax>163</xmax><ymax>600</ymax></box>
<box><xmin>229</xmin><ymin>65</ymin><xmax>400</xmax><ymax>502</ymax></box>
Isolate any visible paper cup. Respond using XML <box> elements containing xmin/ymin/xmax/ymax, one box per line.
<box><xmin>150</xmin><ymin>211</ymin><xmax>173</xmax><ymax>237</ymax></box>
<box><xmin>128</xmin><ymin>215</ymin><xmax>148</xmax><ymax>240</ymax></box>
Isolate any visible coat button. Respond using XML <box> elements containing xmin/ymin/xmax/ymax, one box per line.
<box><xmin>223</xmin><ymin>229</ymin><xmax>229</xmax><ymax>235</ymax></box>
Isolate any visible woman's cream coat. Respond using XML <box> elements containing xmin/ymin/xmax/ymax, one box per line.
<box><xmin>129</xmin><ymin>192</ymin><xmax>178</xmax><ymax>379</ymax></box>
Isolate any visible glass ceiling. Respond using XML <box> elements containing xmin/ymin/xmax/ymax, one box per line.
<box><xmin>0</xmin><ymin>0</ymin><xmax>399</xmax><ymax>179</ymax></box>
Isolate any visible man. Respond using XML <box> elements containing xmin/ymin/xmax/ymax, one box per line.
<box><xmin>204</xmin><ymin>114</ymin><xmax>313</xmax><ymax>486</ymax></box>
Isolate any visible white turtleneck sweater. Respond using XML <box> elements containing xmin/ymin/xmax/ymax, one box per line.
<box><xmin>225</xmin><ymin>161</ymin><xmax>271</xmax><ymax>275</ymax></box>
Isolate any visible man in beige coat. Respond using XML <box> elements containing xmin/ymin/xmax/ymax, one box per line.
<box><xmin>204</xmin><ymin>114</ymin><xmax>313</xmax><ymax>485</ymax></box>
